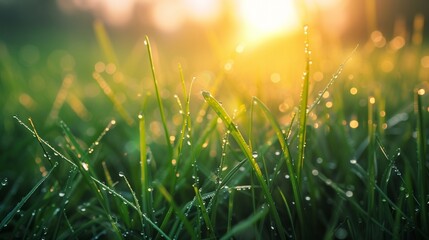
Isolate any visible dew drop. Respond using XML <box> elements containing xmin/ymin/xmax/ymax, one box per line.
<box><xmin>1</xmin><ymin>178</ymin><xmax>7</xmax><ymax>186</ymax></box>
<box><xmin>345</xmin><ymin>191</ymin><xmax>353</xmax><ymax>198</ymax></box>
<box><xmin>350</xmin><ymin>159</ymin><xmax>357</xmax><ymax>164</ymax></box>
<box><xmin>335</xmin><ymin>228</ymin><xmax>348</xmax><ymax>239</ymax></box>
<box><xmin>252</xmin><ymin>152</ymin><xmax>258</xmax><ymax>158</ymax></box>
<box><xmin>118</xmin><ymin>172</ymin><xmax>125</xmax><ymax>177</ymax></box>
<box><xmin>285</xmin><ymin>174</ymin><xmax>290</xmax><ymax>179</ymax></box>
<box><xmin>58</xmin><ymin>192</ymin><xmax>65</xmax><ymax>197</ymax></box>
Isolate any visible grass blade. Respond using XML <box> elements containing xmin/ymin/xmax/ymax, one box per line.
<box><xmin>102</xmin><ymin>162</ymin><xmax>131</xmax><ymax>228</ymax></box>
<box><xmin>220</xmin><ymin>204</ymin><xmax>269</xmax><ymax>240</ymax></box>
<box><xmin>59</xmin><ymin>121</ymin><xmax>122</xmax><ymax>239</ymax></box>
<box><xmin>297</xmin><ymin>26</ymin><xmax>311</xmax><ymax>184</ymax></box>
<box><xmin>415</xmin><ymin>89</ymin><xmax>428</xmax><ymax>234</ymax></box>
<box><xmin>0</xmin><ymin>162</ymin><xmax>58</xmax><ymax>229</ymax></box>
<box><xmin>93</xmin><ymin>72</ymin><xmax>134</xmax><ymax>126</ymax></box>
<box><xmin>367</xmin><ymin>96</ymin><xmax>376</xmax><ymax>237</ymax></box>
<box><xmin>155</xmin><ymin>181</ymin><xmax>196</xmax><ymax>239</ymax></box>
<box><xmin>193</xmin><ymin>184</ymin><xmax>215</xmax><ymax>239</ymax></box>
<box><xmin>202</xmin><ymin>91</ymin><xmax>286</xmax><ymax>240</ymax></box>
<box><xmin>138</xmin><ymin>113</ymin><xmax>153</xmax><ymax>233</ymax></box>
<box><xmin>252</xmin><ymin>97</ymin><xmax>303</xmax><ymax>229</ymax></box>
<box><xmin>144</xmin><ymin>36</ymin><xmax>173</xmax><ymax>158</ymax></box>
<box><xmin>93</xmin><ymin>19</ymin><xmax>118</xmax><ymax>65</ymax></box>
<box><xmin>277</xmin><ymin>187</ymin><xmax>296</xmax><ymax>239</ymax></box>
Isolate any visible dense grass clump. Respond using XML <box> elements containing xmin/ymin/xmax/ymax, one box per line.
<box><xmin>0</xmin><ymin>24</ymin><xmax>428</xmax><ymax>239</ymax></box>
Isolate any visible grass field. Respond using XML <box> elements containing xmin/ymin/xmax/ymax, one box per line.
<box><xmin>0</xmin><ymin>19</ymin><xmax>428</xmax><ymax>239</ymax></box>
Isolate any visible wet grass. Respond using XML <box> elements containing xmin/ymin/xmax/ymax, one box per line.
<box><xmin>0</xmin><ymin>24</ymin><xmax>428</xmax><ymax>239</ymax></box>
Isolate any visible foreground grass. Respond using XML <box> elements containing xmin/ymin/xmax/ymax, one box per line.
<box><xmin>0</xmin><ymin>26</ymin><xmax>428</xmax><ymax>239</ymax></box>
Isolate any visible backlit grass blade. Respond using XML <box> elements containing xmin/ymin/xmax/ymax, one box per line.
<box><xmin>415</xmin><ymin>89</ymin><xmax>428</xmax><ymax>233</ymax></box>
<box><xmin>0</xmin><ymin>162</ymin><xmax>58</xmax><ymax>229</ymax></box>
<box><xmin>138</xmin><ymin>113</ymin><xmax>153</xmax><ymax>233</ymax></box>
<box><xmin>180</xmin><ymin>116</ymin><xmax>218</xmax><ymax>180</ymax></box>
<box><xmin>93</xmin><ymin>72</ymin><xmax>134</xmax><ymax>126</ymax></box>
<box><xmin>220</xmin><ymin>204</ymin><xmax>269</xmax><ymax>240</ymax></box>
<box><xmin>307</xmin><ymin>45</ymin><xmax>357</xmax><ymax>113</ymax></box>
<box><xmin>367</xmin><ymin>96</ymin><xmax>376</xmax><ymax>237</ymax></box>
<box><xmin>47</xmin><ymin>74</ymin><xmax>74</xmax><ymax>124</ymax></box>
<box><xmin>297</xmin><ymin>26</ymin><xmax>311</xmax><ymax>184</ymax></box>
<box><xmin>93</xmin><ymin>19</ymin><xmax>118</xmax><ymax>65</ymax></box>
<box><xmin>28</xmin><ymin>118</ymin><xmax>53</xmax><ymax>165</ymax></box>
<box><xmin>202</xmin><ymin>91</ymin><xmax>286</xmax><ymax>240</ymax></box>
<box><xmin>144</xmin><ymin>36</ymin><xmax>173</xmax><ymax>158</ymax></box>
<box><xmin>14</xmin><ymin>116</ymin><xmax>76</xmax><ymax>167</ymax></box>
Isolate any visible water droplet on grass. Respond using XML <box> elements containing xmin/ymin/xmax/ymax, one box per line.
<box><xmin>118</xmin><ymin>172</ymin><xmax>125</xmax><ymax>177</ymax></box>
<box><xmin>312</xmin><ymin>169</ymin><xmax>319</xmax><ymax>176</ymax></box>
<box><xmin>350</xmin><ymin>159</ymin><xmax>357</xmax><ymax>164</ymax></box>
<box><xmin>58</xmin><ymin>192</ymin><xmax>65</xmax><ymax>197</ymax></box>
<box><xmin>335</xmin><ymin>228</ymin><xmax>348</xmax><ymax>239</ymax></box>
<box><xmin>252</xmin><ymin>152</ymin><xmax>258</xmax><ymax>158</ymax></box>
<box><xmin>1</xmin><ymin>178</ymin><xmax>7</xmax><ymax>186</ymax></box>
<box><xmin>345</xmin><ymin>191</ymin><xmax>353</xmax><ymax>197</ymax></box>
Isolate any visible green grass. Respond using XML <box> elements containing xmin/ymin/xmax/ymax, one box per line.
<box><xmin>0</xmin><ymin>23</ymin><xmax>428</xmax><ymax>239</ymax></box>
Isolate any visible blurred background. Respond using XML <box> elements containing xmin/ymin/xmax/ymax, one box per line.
<box><xmin>1</xmin><ymin>0</ymin><xmax>429</xmax><ymax>146</ymax></box>
<box><xmin>0</xmin><ymin>0</ymin><xmax>429</xmax><ymax>212</ymax></box>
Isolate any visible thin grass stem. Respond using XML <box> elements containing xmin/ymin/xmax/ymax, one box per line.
<box><xmin>144</xmin><ymin>36</ymin><xmax>173</xmax><ymax>158</ymax></box>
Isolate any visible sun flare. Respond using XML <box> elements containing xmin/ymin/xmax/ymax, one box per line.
<box><xmin>237</xmin><ymin>0</ymin><xmax>301</xmax><ymax>42</ymax></box>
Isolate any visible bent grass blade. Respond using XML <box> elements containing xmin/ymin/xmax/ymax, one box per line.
<box><xmin>202</xmin><ymin>91</ymin><xmax>286</xmax><ymax>240</ymax></box>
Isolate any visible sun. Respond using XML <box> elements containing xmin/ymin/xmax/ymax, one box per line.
<box><xmin>236</xmin><ymin>0</ymin><xmax>301</xmax><ymax>42</ymax></box>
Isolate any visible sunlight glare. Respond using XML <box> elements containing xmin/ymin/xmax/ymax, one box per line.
<box><xmin>237</xmin><ymin>0</ymin><xmax>301</xmax><ymax>42</ymax></box>
<box><xmin>183</xmin><ymin>0</ymin><xmax>220</xmax><ymax>23</ymax></box>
